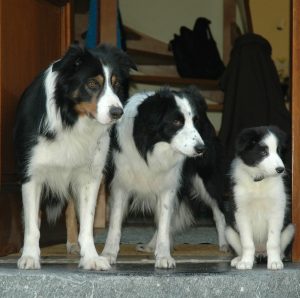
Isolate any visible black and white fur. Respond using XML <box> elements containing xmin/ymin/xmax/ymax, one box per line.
<box><xmin>225</xmin><ymin>126</ymin><xmax>295</xmax><ymax>270</ymax></box>
<box><xmin>101</xmin><ymin>87</ymin><xmax>226</xmax><ymax>269</ymax></box>
<box><xmin>136</xmin><ymin>94</ymin><xmax>228</xmax><ymax>254</ymax></box>
<box><xmin>14</xmin><ymin>44</ymin><xmax>136</xmax><ymax>270</ymax></box>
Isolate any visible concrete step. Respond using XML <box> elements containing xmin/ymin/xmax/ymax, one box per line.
<box><xmin>0</xmin><ymin>262</ymin><xmax>300</xmax><ymax>298</ymax></box>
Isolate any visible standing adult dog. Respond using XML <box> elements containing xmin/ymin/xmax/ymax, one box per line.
<box><xmin>101</xmin><ymin>87</ymin><xmax>226</xmax><ymax>269</ymax></box>
<box><xmin>225</xmin><ymin>126</ymin><xmax>295</xmax><ymax>270</ymax></box>
<box><xmin>14</xmin><ymin>44</ymin><xmax>136</xmax><ymax>270</ymax></box>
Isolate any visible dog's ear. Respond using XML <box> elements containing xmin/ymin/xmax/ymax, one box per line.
<box><xmin>184</xmin><ymin>85</ymin><xmax>208</xmax><ymax>112</ymax></box>
<box><xmin>269</xmin><ymin>125</ymin><xmax>288</xmax><ymax>156</ymax></box>
<box><xmin>236</xmin><ymin>128</ymin><xmax>259</xmax><ymax>155</ymax></box>
<box><xmin>114</xmin><ymin>47</ymin><xmax>137</xmax><ymax>72</ymax></box>
<box><xmin>52</xmin><ymin>43</ymin><xmax>84</xmax><ymax>72</ymax></box>
<box><xmin>269</xmin><ymin>126</ymin><xmax>287</xmax><ymax>146</ymax></box>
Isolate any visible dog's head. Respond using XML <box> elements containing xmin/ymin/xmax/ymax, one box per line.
<box><xmin>52</xmin><ymin>44</ymin><xmax>136</xmax><ymax>126</ymax></box>
<box><xmin>133</xmin><ymin>87</ymin><xmax>206</xmax><ymax>160</ymax></box>
<box><xmin>235</xmin><ymin>126</ymin><xmax>286</xmax><ymax>180</ymax></box>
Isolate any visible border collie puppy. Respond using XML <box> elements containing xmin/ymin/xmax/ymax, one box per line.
<box><xmin>14</xmin><ymin>44</ymin><xmax>136</xmax><ymax>270</ymax></box>
<box><xmin>136</xmin><ymin>97</ymin><xmax>228</xmax><ymax>254</ymax></box>
<box><xmin>225</xmin><ymin>126</ymin><xmax>295</xmax><ymax>270</ymax></box>
<box><xmin>101</xmin><ymin>86</ymin><xmax>220</xmax><ymax>269</ymax></box>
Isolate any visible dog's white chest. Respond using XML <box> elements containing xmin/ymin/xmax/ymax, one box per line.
<box><xmin>235</xmin><ymin>178</ymin><xmax>286</xmax><ymax>245</ymax></box>
<box><xmin>29</xmin><ymin>119</ymin><xmax>109</xmax><ymax>180</ymax></box>
<box><xmin>114</xmin><ymin>140</ymin><xmax>184</xmax><ymax>197</ymax></box>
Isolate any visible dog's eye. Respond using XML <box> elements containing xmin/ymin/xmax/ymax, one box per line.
<box><xmin>87</xmin><ymin>79</ymin><xmax>99</xmax><ymax>90</ymax></box>
<box><xmin>113</xmin><ymin>81</ymin><xmax>120</xmax><ymax>89</ymax></box>
<box><xmin>261</xmin><ymin>149</ymin><xmax>268</xmax><ymax>156</ymax></box>
<box><xmin>173</xmin><ymin>119</ymin><xmax>183</xmax><ymax>127</ymax></box>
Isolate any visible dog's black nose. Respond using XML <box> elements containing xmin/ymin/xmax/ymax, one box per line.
<box><xmin>194</xmin><ymin>144</ymin><xmax>205</xmax><ymax>155</ymax></box>
<box><xmin>276</xmin><ymin>167</ymin><xmax>285</xmax><ymax>174</ymax></box>
<box><xmin>109</xmin><ymin>106</ymin><xmax>123</xmax><ymax>119</ymax></box>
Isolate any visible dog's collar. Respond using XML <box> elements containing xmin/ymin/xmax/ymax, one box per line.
<box><xmin>254</xmin><ymin>176</ymin><xmax>264</xmax><ymax>182</ymax></box>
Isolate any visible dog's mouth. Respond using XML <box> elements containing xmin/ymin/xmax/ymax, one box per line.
<box><xmin>254</xmin><ymin>175</ymin><xmax>264</xmax><ymax>182</ymax></box>
<box><xmin>192</xmin><ymin>152</ymin><xmax>204</xmax><ymax>158</ymax></box>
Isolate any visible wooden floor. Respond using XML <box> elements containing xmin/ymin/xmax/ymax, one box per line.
<box><xmin>0</xmin><ymin>243</ymin><xmax>232</xmax><ymax>264</ymax></box>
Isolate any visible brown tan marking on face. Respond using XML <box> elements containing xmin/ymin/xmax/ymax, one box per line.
<box><xmin>74</xmin><ymin>102</ymin><xmax>97</xmax><ymax>118</ymax></box>
<box><xmin>111</xmin><ymin>75</ymin><xmax>117</xmax><ymax>86</ymax></box>
<box><xmin>92</xmin><ymin>75</ymin><xmax>104</xmax><ymax>88</ymax></box>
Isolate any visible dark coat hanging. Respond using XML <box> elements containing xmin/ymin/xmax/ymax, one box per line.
<box><xmin>218</xmin><ymin>33</ymin><xmax>291</xmax><ymax>170</ymax></box>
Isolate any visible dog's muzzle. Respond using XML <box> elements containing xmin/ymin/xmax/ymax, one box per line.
<box><xmin>194</xmin><ymin>143</ymin><xmax>206</xmax><ymax>155</ymax></box>
<box><xmin>276</xmin><ymin>167</ymin><xmax>285</xmax><ymax>174</ymax></box>
<box><xmin>109</xmin><ymin>106</ymin><xmax>124</xmax><ymax>120</ymax></box>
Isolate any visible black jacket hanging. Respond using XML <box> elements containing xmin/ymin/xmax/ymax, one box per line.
<box><xmin>218</xmin><ymin>33</ymin><xmax>291</xmax><ymax>170</ymax></box>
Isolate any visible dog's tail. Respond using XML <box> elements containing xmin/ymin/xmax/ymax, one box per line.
<box><xmin>225</xmin><ymin>226</ymin><xmax>242</xmax><ymax>256</ymax></box>
<box><xmin>45</xmin><ymin>200</ymin><xmax>65</xmax><ymax>224</ymax></box>
<box><xmin>280</xmin><ymin>223</ymin><xmax>296</xmax><ymax>257</ymax></box>
<box><xmin>41</xmin><ymin>186</ymin><xmax>68</xmax><ymax>224</ymax></box>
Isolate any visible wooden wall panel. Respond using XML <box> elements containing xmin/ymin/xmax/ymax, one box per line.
<box><xmin>0</xmin><ymin>0</ymin><xmax>71</xmax><ymax>186</ymax></box>
<box><xmin>292</xmin><ymin>0</ymin><xmax>300</xmax><ymax>262</ymax></box>
<box><xmin>0</xmin><ymin>0</ymin><xmax>71</xmax><ymax>256</ymax></box>
<box><xmin>99</xmin><ymin>0</ymin><xmax>117</xmax><ymax>45</ymax></box>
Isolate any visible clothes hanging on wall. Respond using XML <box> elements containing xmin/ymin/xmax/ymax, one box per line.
<box><xmin>218</xmin><ymin>33</ymin><xmax>291</xmax><ymax>170</ymax></box>
<box><xmin>170</xmin><ymin>17</ymin><xmax>225</xmax><ymax>79</ymax></box>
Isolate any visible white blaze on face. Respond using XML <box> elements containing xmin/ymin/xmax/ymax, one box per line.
<box><xmin>171</xmin><ymin>95</ymin><xmax>204</xmax><ymax>157</ymax></box>
<box><xmin>258</xmin><ymin>132</ymin><xmax>285</xmax><ymax>176</ymax></box>
<box><xmin>96</xmin><ymin>65</ymin><xmax>123</xmax><ymax>125</ymax></box>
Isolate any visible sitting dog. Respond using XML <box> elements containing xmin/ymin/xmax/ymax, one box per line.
<box><xmin>225</xmin><ymin>126</ymin><xmax>295</xmax><ymax>270</ymax></box>
<box><xmin>14</xmin><ymin>44</ymin><xmax>136</xmax><ymax>270</ymax></box>
<box><xmin>101</xmin><ymin>86</ymin><xmax>226</xmax><ymax>269</ymax></box>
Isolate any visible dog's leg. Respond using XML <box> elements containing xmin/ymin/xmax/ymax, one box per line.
<box><xmin>267</xmin><ymin>215</ymin><xmax>286</xmax><ymax>270</ymax></box>
<box><xmin>234</xmin><ymin>213</ymin><xmax>255</xmax><ymax>270</ymax></box>
<box><xmin>136</xmin><ymin>231</ymin><xmax>157</xmax><ymax>253</ymax></box>
<box><xmin>101</xmin><ymin>187</ymin><xmax>129</xmax><ymax>264</ymax></box>
<box><xmin>155</xmin><ymin>190</ymin><xmax>176</xmax><ymax>269</ymax></box>
<box><xmin>18</xmin><ymin>180</ymin><xmax>42</xmax><ymax>269</ymax></box>
<box><xmin>77</xmin><ymin>177</ymin><xmax>110</xmax><ymax>270</ymax></box>
<box><xmin>65</xmin><ymin>199</ymin><xmax>80</xmax><ymax>255</ymax></box>
<box><xmin>280</xmin><ymin>223</ymin><xmax>295</xmax><ymax>258</ymax></box>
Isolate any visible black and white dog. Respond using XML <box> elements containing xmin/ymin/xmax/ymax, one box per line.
<box><xmin>101</xmin><ymin>87</ymin><xmax>227</xmax><ymax>269</ymax></box>
<box><xmin>136</xmin><ymin>100</ymin><xmax>228</xmax><ymax>254</ymax></box>
<box><xmin>225</xmin><ymin>126</ymin><xmax>295</xmax><ymax>270</ymax></box>
<box><xmin>14</xmin><ymin>44</ymin><xmax>136</xmax><ymax>270</ymax></box>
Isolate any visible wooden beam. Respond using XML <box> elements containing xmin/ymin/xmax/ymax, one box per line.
<box><xmin>292</xmin><ymin>0</ymin><xmax>300</xmax><ymax>262</ymax></box>
<box><xmin>223</xmin><ymin>0</ymin><xmax>236</xmax><ymax>65</ymax></box>
<box><xmin>60</xmin><ymin>1</ymin><xmax>72</xmax><ymax>54</ymax></box>
<box><xmin>99</xmin><ymin>0</ymin><xmax>117</xmax><ymax>45</ymax></box>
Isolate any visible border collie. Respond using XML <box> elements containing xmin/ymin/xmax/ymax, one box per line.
<box><xmin>14</xmin><ymin>44</ymin><xmax>136</xmax><ymax>270</ymax></box>
<box><xmin>136</xmin><ymin>100</ymin><xmax>228</xmax><ymax>254</ymax></box>
<box><xmin>101</xmin><ymin>86</ymin><xmax>227</xmax><ymax>269</ymax></box>
<box><xmin>225</xmin><ymin>126</ymin><xmax>295</xmax><ymax>270</ymax></box>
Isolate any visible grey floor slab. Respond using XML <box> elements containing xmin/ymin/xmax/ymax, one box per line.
<box><xmin>0</xmin><ymin>263</ymin><xmax>300</xmax><ymax>298</ymax></box>
<box><xmin>94</xmin><ymin>226</ymin><xmax>219</xmax><ymax>245</ymax></box>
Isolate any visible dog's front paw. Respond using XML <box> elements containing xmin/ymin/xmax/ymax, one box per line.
<box><xmin>66</xmin><ymin>242</ymin><xmax>80</xmax><ymax>255</ymax></box>
<box><xmin>136</xmin><ymin>244</ymin><xmax>154</xmax><ymax>253</ymax></box>
<box><xmin>230</xmin><ymin>256</ymin><xmax>241</xmax><ymax>267</ymax></box>
<box><xmin>268</xmin><ymin>259</ymin><xmax>284</xmax><ymax>270</ymax></box>
<box><xmin>18</xmin><ymin>255</ymin><xmax>40</xmax><ymax>270</ymax></box>
<box><xmin>101</xmin><ymin>252</ymin><xmax>117</xmax><ymax>265</ymax></box>
<box><xmin>79</xmin><ymin>256</ymin><xmax>111</xmax><ymax>270</ymax></box>
<box><xmin>155</xmin><ymin>256</ymin><xmax>176</xmax><ymax>269</ymax></box>
<box><xmin>235</xmin><ymin>259</ymin><xmax>254</xmax><ymax>270</ymax></box>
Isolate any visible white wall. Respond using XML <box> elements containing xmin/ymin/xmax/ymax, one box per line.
<box><xmin>119</xmin><ymin>0</ymin><xmax>224</xmax><ymax>58</ymax></box>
